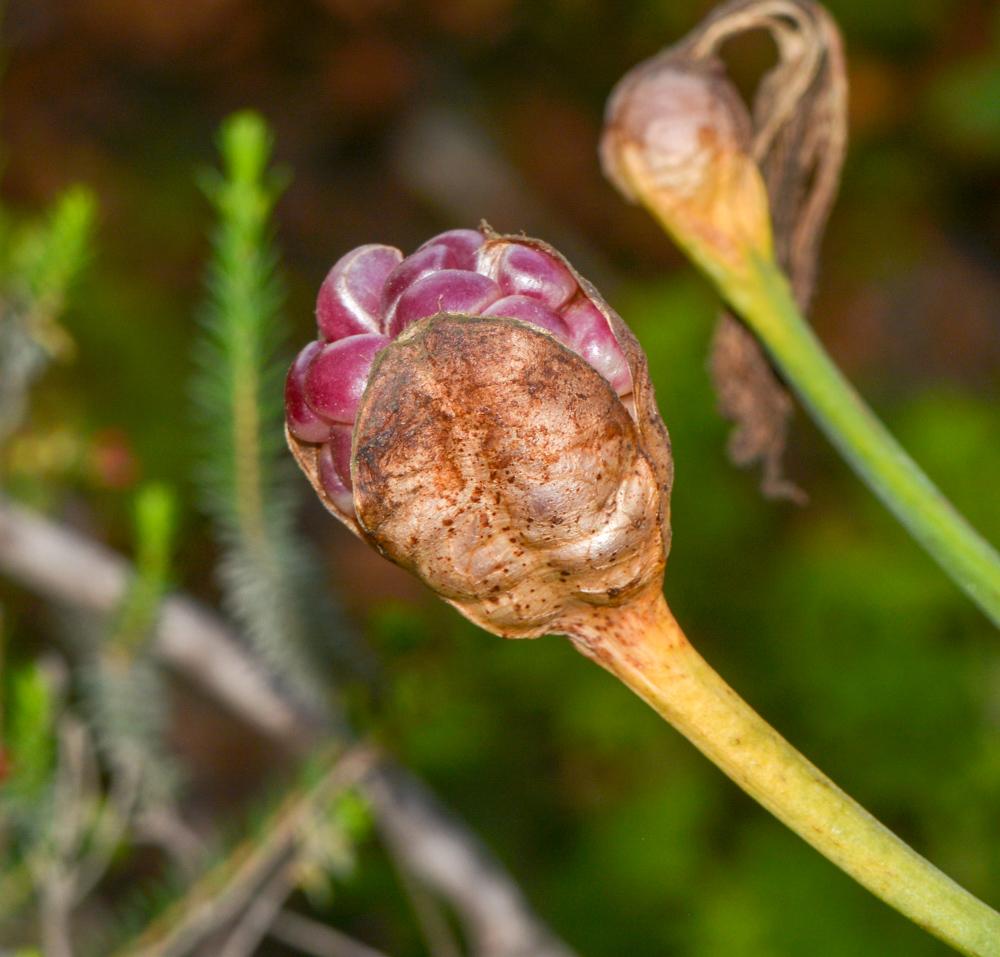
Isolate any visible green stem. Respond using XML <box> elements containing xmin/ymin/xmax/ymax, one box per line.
<box><xmin>722</xmin><ymin>256</ymin><xmax>1000</xmax><ymax>629</ymax></box>
<box><xmin>570</xmin><ymin>594</ymin><xmax>1000</xmax><ymax>956</ymax></box>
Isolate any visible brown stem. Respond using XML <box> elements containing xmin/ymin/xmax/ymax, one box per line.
<box><xmin>567</xmin><ymin>592</ymin><xmax>1000</xmax><ymax>957</ymax></box>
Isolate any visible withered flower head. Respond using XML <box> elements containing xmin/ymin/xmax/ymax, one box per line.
<box><xmin>601</xmin><ymin>59</ymin><xmax>773</xmax><ymax>280</ymax></box>
<box><xmin>286</xmin><ymin>228</ymin><xmax>672</xmax><ymax>638</ymax></box>
<box><xmin>600</xmin><ymin>0</ymin><xmax>849</xmax><ymax>504</ymax></box>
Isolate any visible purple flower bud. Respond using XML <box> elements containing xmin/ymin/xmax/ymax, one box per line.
<box><xmin>317</xmin><ymin>244</ymin><xmax>403</xmax><ymax>341</ymax></box>
<box><xmin>304</xmin><ymin>334</ymin><xmax>391</xmax><ymax>424</ymax></box>
<box><xmin>389</xmin><ymin>269</ymin><xmax>501</xmax><ymax>337</ymax></box>
<box><xmin>482</xmin><ymin>295</ymin><xmax>569</xmax><ymax>339</ymax></box>
<box><xmin>286</xmin><ymin>340</ymin><xmax>333</xmax><ymax>443</ymax></box>
<box><xmin>601</xmin><ymin>59</ymin><xmax>773</xmax><ymax>275</ymax></box>
<box><xmin>286</xmin><ymin>228</ymin><xmax>660</xmax><ymax>549</ymax></box>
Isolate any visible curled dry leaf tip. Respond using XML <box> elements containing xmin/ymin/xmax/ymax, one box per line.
<box><xmin>601</xmin><ymin>0</ymin><xmax>851</xmax><ymax>501</ymax></box>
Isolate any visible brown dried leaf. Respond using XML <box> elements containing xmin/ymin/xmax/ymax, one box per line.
<box><xmin>709</xmin><ymin>311</ymin><xmax>806</xmax><ymax>503</ymax></box>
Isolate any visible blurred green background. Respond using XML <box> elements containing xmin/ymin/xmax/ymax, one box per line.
<box><xmin>3</xmin><ymin>0</ymin><xmax>1000</xmax><ymax>953</ymax></box>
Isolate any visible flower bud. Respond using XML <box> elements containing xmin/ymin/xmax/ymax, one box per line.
<box><xmin>601</xmin><ymin>59</ymin><xmax>774</xmax><ymax>281</ymax></box>
<box><xmin>286</xmin><ymin>228</ymin><xmax>673</xmax><ymax>638</ymax></box>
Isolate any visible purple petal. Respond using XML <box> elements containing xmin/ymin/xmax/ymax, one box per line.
<box><xmin>416</xmin><ymin>229</ymin><xmax>484</xmax><ymax>271</ymax></box>
<box><xmin>562</xmin><ymin>299</ymin><xmax>632</xmax><ymax>395</ymax></box>
<box><xmin>379</xmin><ymin>244</ymin><xmax>455</xmax><ymax>333</ymax></box>
<box><xmin>318</xmin><ymin>433</ymin><xmax>355</xmax><ymax>516</ymax></box>
<box><xmin>286</xmin><ymin>340</ymin><xmax>334</xmax><ymax>442</ymax></box>
<box><xmin>327</xmin><ymin>423</ymin><xmax>354</xmax><ymax>486</ymax></box>
<box><xmin>482</xmin><ymin>295</ymin><xmax>569</xmax><ymax>339</ymax></box>
<box><xmin>495</xmin><ymin>245</ymin><xmax>578</xmax><ymax>310</ymax></box>
<box><xmin>304</xmin><ymin>334</ymin><xmax>391</xmax><ymax>424</ymax></box>
<box><xmin>317</xmin><ymin>244</ymin><xmax>403</xmax><ymax>342</ymax></box>
<box><xmin>389</xmin><ymin>270</ymin><xmax>502</xmax><ymax>337</ymax></box>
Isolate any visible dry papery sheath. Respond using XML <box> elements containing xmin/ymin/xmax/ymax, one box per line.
<box><xmin>286</xmin><ymin>227</ymin><xmax>672</xmax><ymax>639</ymax></box>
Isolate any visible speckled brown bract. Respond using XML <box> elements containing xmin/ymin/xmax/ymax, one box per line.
<box><xmin>354</xmin><ymin>314</ymin><xmax>665</xmax><ymax>638</ymax></box>
<box><xmin>287</xmin><ymin>230</ymin><xmax>673</xmax><ymax>639</ymax></box>
<box><xmin>487</xmin><ymin>230</ymin><xmax>673</xmax><ymax>559</ymax></box>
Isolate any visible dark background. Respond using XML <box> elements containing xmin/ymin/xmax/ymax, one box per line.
<box><xmin>3</xmin><ymin>0</ymin><xmax>1000</xmax><ymax>953</ymax></box>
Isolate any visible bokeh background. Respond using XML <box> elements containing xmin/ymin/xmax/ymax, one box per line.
<box><xmin>3</xmin><ymin>0</ymin><xmax>1000</xmax><ymax>953</ymax></box>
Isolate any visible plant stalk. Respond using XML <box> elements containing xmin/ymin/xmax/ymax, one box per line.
<box><xmin>623</xmin><ymin>142</ymin><xmax>1000</xmax><ymax>629</ymax></box>
<box><xmin>568</xmin><ymin>592</ymin><xmax>1000</xmax><ymax>957</ymax></box>
<box><xmin>721</xmin><ymin>257</ymin><xmax>1000</xmax><ymax>629</ymax></box>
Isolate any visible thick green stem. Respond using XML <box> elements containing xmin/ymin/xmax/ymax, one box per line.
<box><xmin>721</xmin><ymin>257</ymin><xmax>1000</xmax><ymax>629</ymax></box>
<box><xmin>569</xmin><ymin>593</ymin><xmax>1000</xmax><ymax>956</ymax></box>
<box><xmin>626</xmin><ymin>154</ymin><xmax>1000</xmax><ymax>628</ymax></box>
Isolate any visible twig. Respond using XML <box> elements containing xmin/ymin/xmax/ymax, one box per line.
<box><xmin>390</xmin><ymin>853</ymin><xmax>463</xmax><ymax>957</ymax></box>
<box><xmin>34</xmin><ymin>718</ymin><xmax>92</xmax><ymax>957</ymax></box>
<box><xmin>0</xmin><ymin>497</ymin><xmax>312</xmax><ymax>745</ymax></box>
<box><xmin>71</xmin><ymin>756</ymin><xmax>142</xmax><ymax>905</ymax></box>
<box><xmin>112</xmin><ymin>747</ymin><xmax>375</xmax><ymax>957</ymax></box>
<box><xmin>0</xmin><ymin>496</ymin><xmax>581</xmax><ymax>957</ymax></box>
<box><xmin>37</xmin><ymin>866</ymin><xmax>74</xmax><ymax>957</ymax></box>
<box><xmin>216</xmin><ymin>862</ymin><xmax>298</xmax><ymax>957</ymax></box>
<box><xmin>49</xmin><ymin>718</ymin><xmax>94</xmax><ymax>866</ymax></box>
<box><xmin>269</xmin><ymin>909</ymin><xmax>393</xmax><ymax>957</ymax></box>
<box><xmin>132</xmin><ymin>803</ymin><xmax>207</xmax><ymax>875</ymax></box>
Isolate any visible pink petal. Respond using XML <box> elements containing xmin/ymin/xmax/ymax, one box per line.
<box><xmin>416</xmin><ymin>229</ymin><xmax>484</xmax><ymax>271</ymax></box>
<box><xmin>379</xmin><ymin>244</ymin><xmax>456</xmax><ymax>333</ymax></box>
<box><xmin>481</xmin><ymin>295</ymin><xmax>569</xmax><ymax>339</ymax></box>
<box><xmin>495</xmin><ymin>245</ymin><xmax>578</xmax><ymax>310</ymax></box>
<box><xmin>389</xmin><ymin>270</ymin><xmax>501</xmax><ymax>337</ymax></box>
<box><xmin>562</xmin><ymin>299</ymin><xmax>632</xmax><ymax>394</ymax></box>
<box><xmin>318</xmin><ymin>434</ymin><xmax>355</xmax><ymax>516</ymax></box>
<box><xmin>304</xmin><ymin>334</ymin><xmax>391</xmax><ymax>424</ymax></box>
<box><xmin>286</xmin><ymin>340</ymin><xmax>334</xmax><ymax>442</ymax></box>
<box><xmin>317</xmin><ymin>244</ymin><xmax>403</xmax><ymax>341</ymax></box>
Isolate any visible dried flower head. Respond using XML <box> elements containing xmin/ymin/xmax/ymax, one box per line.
<box><xmin>601</xmin><ymin>60</ymin><xmax>773</xmax><ymax>284</ymax></box>
<box><xmin>286</xmin><ymin>228</ymin><xmax>672</xmax><ymax>638</ymax></box>
<box><xmin>600</xmin><ymin>0</ymin><xmax>847</xmax><ymax>503</ymax></box>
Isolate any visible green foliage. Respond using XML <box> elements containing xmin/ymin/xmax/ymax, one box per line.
<box><xmin>9</xmin><ymin>187</ymin><xmax>97</xmax><ymax>321</ymax></box>
<box><xmin>190</xmin><ymin>110</ymin><xmax>330</xmax><ymax>710</ymax></box>
<box><xmin>0</xmin><ymin>186</ymin><xmax>96</xmax><ymax>445</ymax></box>
<box><xmin>192</xmin><ymin>111</ymin><xmax>292</xmax><ymax>538</ymax></box>
<box><xmin>925</xmin><ymin>6</ymin><xmax>1000</xmax><ymax>163</ymax></box>
<box><xmin>0</xmin><ymin>663</ymin><xmax>56</xmax><ymax>839</ymax></box>
<box><xmin>111</xmin><ymin>482</ymin><xmax>178</xmax><ymax>658</ymax></box>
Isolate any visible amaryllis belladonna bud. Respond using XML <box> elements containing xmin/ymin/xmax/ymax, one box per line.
<box><xmin>286</xmin><ymin>227</ymin><xmax>672</xmax><ymax>638</ymax></box>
